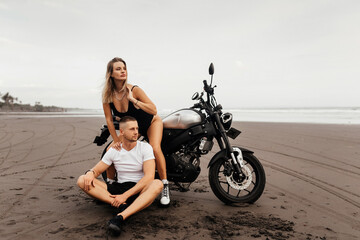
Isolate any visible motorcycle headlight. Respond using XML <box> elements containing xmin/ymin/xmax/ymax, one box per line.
<box><xmin>221</xmin><ymin>113</ymin><xmax>233</xmax><ymax>131</ymax></box>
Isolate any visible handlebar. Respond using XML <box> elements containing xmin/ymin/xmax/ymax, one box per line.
<box><xmin>203</xmin><ymin>80</ymin><xmax>214</xmax><ymax>95</ymax></box>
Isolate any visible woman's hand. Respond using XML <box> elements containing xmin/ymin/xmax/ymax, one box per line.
<box><xmin>110</xmin><ymin>141</ymin><xmax>122</xmax><ymax>151</ymax></box>
<box><xmin>126</xmin><ymin>86</ymin><xmax>136</xmax><ymax>102</ymax></box>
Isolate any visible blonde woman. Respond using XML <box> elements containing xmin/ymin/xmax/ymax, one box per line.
<box><xmin>102</xmin><ymin>57</ymin><xmax>170</xmax><ymax>206</ymax></box>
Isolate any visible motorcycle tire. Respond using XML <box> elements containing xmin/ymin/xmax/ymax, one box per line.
<box><xmin>208</xmin><ymin>151</ymin><xmax>265</xmax><ymax>204</ymax></box>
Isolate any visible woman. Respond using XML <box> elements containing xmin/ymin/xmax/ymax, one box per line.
<box><xmin>102</xmin><ymin>57</ymin><xmax>170</xmax><ymax>206</ymax></box>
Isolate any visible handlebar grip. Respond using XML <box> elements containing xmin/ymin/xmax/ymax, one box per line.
<box><xmin>203</xmin><ymin>80</ymin><xmax>208</xmax><ymax>88</ymax></box>
<box><xmin>203</xmin><ymin>80</ymin><xmax>213</xmax><ymax>94</ymax></box>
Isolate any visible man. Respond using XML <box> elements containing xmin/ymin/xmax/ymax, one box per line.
<box><xmin>77</xmin><ymin>116</ymin><xmax>163</xmax><ymax>235</ymax></box>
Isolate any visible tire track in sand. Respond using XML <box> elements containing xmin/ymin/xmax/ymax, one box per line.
<box><xmin>0</xmin><ymin>129</ymin><xmax>36</xmax><ymax>168</ymax></box>
<box><xmin>0</xmin><ymin>157</ymin><xmax>97</xmax><ymax>178</ymax></box>
<box><xmin>0</xmin><ymin>122</ymin><xmax>92</xmax><ymax>174</ymax></box>
<box><xmin>0</xmin><ymin>122</ymin><xmax>76</xmax><ymax>219</ymax></box>
<box><xmin>0</xmin><ymin>141</ymin><xmax>95</xmax><ymax>175</ymax></box>
<box><xmin>242</xmin><ymin>136</ymin><xmax>360</xmax><ymax>170</ymax></box>
<box><xmin>0</xmin><ymin>130</ymin><xmax>36</xmax><ymax>151</ymax></box>
<box><xmin>267</xmin><ymin>183</ymin><xmax>360</xmax><ymax>230</ymax></box>
<box><xmin>0</xmin><ymin>142</ymin><xmax>12</xmax><ymax>167</ymax></box>
<box><xmin>242</xmin><ymin>143</ymin><xmax>360</xmax><ymax>178</ymax></box>
<box><xmin>261</xmin><ymin>158</ymin><xmax>360</xmax><ymax>208</ymax></box>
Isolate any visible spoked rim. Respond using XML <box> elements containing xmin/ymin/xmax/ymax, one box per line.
<box><xmin>217</xmin><ymin>158</ymin><xmax>258</xmax><ymax>200</ymax></box>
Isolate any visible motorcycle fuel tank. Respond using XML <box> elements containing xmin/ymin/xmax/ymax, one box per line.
<box><xmin>163</xmin><ymin>109</ymin><xmax>203</xmax><ymax>129</ymax></box>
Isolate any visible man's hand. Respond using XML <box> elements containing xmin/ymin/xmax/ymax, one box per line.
<box><xmin>110</xmin><ymin>194</ymin><xmax>128</xmax><ymax>208</ymax></box>
<box><xmin>84</xmin><ymin>171</ymin><xmax>95</xmax><ymax>191</ymax></box>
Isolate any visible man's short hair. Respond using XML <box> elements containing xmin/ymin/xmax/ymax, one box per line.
<box><xmin>119</xmin><ymin>116</ymin><xmax>137</xmax><ymax>129</ymax></box>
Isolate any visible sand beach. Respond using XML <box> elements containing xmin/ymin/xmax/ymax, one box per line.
<box><xmin>0</xmin><ymin>116</ymin><xmax>359</xmax><ymax>239</ymax></box>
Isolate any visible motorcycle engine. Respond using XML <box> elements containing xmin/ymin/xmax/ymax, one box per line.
<box><xmin>170</xmin><ymin>150</ymin><xmax>200</xmax><ymax>174</ymax></box>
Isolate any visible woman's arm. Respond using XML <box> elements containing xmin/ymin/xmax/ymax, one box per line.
<box><xmin>103</xmin><ymin>103</ymin><xmax>121</xmax><ymax>143</ymax></box>
<box><xmin>127</xmin><ymin>86</ymin><xmax>157</xmax><ymax>115</ymax></box>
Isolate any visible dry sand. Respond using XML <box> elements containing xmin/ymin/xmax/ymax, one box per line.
<box><xmin>0</xmin><ymin>116</ymin><xmax>359</xmax><ymax>239</ymax></box>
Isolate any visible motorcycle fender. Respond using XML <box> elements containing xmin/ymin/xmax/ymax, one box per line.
<box><xmin>207</xmin><ymin>146</ymin><xmax>254</xmax><ymax>168</ymax></box>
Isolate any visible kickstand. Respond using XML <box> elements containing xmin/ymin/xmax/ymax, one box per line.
<box><xmin>174</xmin><ymin>182</ymin><xmax>191</xmax><ymax>192</ymax></box>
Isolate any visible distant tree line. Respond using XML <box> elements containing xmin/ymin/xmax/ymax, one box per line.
<box><xmin>0</xmin><ymin>91</ymin><xmax>65</xmax><ymax>112</ymax></box>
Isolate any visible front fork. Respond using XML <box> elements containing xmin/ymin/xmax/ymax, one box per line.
<box><xmin>213</xmin><ymin>113</ymin><xmax>245</xmax><ymax>175</ymax></box>
<box><xmin>230</xmin><ymin>148</ymin><xmax>245</xmax><ymax>168</ymax></box>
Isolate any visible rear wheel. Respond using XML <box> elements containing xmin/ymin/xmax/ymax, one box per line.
<box><xmin>209</xmin><ymin>151</ymin><xmax>265</xmax><ymax>204</ymax></box>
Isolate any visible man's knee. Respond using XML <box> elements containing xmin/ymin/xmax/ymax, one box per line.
<box><xmin>77</xmin><ymin>175</ymin><xmax>85</xmax><ymax>190</ymax></box>
<box><xmin>151</xmin><ymin>179</ymin><xmax>163</xmax><ymax>194</ymax></box>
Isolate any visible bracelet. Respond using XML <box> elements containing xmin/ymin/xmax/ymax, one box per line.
<box><xmin>85</xmin><ymin>169</ymin><xmax>95</xmax><ymax>175</ymax></box>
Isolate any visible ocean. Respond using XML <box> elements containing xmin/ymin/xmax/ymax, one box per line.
<box><xmin>1</xmin><ymin>108</ymin><xmax>359</xmax><ymax>125</ymax></box>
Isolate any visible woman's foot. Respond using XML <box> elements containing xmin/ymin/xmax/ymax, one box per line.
<box><xmin>160</xmin><ymin>179</ymin><xmax>170</xmax><ymax>206</ymax></box>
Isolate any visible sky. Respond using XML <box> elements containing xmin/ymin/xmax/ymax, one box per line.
<box><xmin>0</xmin><ymin>0</ymin><xmax>359</xmax><ymax>110</ymax></box>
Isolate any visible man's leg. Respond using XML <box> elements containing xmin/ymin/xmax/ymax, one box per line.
<box><xmin>119</xmin><ymin>179</ymin><xmax>163</xmax><ymax>220</ymax></box>
<box><xmin>77</xmin><ymin>175</ymin><xmax>114</xmax><ymax>204</ymax></box>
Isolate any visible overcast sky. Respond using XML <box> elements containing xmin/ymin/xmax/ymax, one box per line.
<box><xmin>1</xmin><ymin>0</ymin><xmax>359</xmax><ymax>110</ymax></box>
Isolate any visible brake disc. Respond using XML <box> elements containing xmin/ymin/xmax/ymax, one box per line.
<box><xmin>226</xmin><ymin>164</ymin><xmax>252</xmax><ymax>190</ymax></box>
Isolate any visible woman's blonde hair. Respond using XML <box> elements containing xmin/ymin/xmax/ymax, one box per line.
<box><xmin>102</xmin><ymin>57</ymin><xmax>127</xmax><ymax>103</ymax></box>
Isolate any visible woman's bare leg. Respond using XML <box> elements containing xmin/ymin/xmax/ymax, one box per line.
<box><xmin>147</xmin><ymin>116</ymin><xmax>167</xmax><ymax>180</ymax></box>
<box><xmin>147</xmin><ymin>115</ymin><xmax>170</xmax><ymax>205</ymax></box>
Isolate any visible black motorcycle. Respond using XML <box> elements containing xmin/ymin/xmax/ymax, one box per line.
<box><xmin>94</xmin><ymin>63</ymin><xmax>266</xmax><ymax>204</ymax></box>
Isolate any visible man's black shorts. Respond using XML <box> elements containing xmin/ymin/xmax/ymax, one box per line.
<box><xmin>107</xmin><ymin>181</ymin><xmax>139</xmax><ymax>205</ymax></box>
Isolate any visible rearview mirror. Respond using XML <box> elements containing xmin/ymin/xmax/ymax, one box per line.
<box><xmin>209</xmin><ymin>63</ymin><xmax>214</xmax><ymax>75</ymax></box>
<box><xmin>192</xmin><ymin>92</ymin><xmax>199</xmax><ymax>100</ymax></box>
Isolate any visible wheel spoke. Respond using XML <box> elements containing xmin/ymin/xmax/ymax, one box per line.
<box><xmin>236</xmin><ymin>190</ymin><xmax>241</xmax><ymax>197</ymax></box>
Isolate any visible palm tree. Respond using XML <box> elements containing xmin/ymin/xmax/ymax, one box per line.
<box><xmin>1</xmin><ymin>92</ymin><xmax>16</xmax><ymax>105</ymax></box>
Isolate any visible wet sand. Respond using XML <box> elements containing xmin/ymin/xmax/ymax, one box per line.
<box><xmin>0</xmin><ymin>116</ymin><xmax>359</xmax><ymax>239</ymax></box>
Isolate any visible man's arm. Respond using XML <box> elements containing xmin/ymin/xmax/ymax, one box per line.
<box><xmin>110</xmin><ymin>159</ymin><xmax>155</xmax><ymax>207</ymax></box>
<box><xmin>83</xmin><ymin>161</ymin><xmax>110</xmax><ymax>191</ymax></box>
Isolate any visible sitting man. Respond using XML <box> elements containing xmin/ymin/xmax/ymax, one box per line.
<box><xmin>77</xmin><ymin>116</ymin><xmax>163</xmax><ymax>235</ymax></box>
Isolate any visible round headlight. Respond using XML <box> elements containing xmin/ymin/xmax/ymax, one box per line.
<box><xmin>221</xmin><ymin>113</ymin><xmax>233</xmax><ymax>131</ymax></box>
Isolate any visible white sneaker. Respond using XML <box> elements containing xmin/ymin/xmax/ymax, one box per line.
<box><xmin>160</xmin><ymin>180</ymin><xmax>170</xmax><ymax>206</ymax></box>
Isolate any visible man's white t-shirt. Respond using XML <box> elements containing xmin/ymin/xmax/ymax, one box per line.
<box><xmin>101</xmin><ymin>141</ymin><xmax>155</xmax><ymax>183</ymax></box>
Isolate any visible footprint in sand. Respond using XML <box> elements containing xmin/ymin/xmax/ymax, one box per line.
<box><xmin>293</xmin><ymin>209</ymin><xmax>307</xmax><ymax>219</ymax></box>
<box><xmin>6</xmin><ymin>220</ymin><xmax>16</xmax><ymax>225</ymax></box>
<box><xmin>49</xmin><ymin>224</ymin><xmax>68</xmax><ymax>234</ymax></box>
<box><xmin>53</xmin><ymin>177</ymin><xmax>67</xmax><ymax>180</ymax></box>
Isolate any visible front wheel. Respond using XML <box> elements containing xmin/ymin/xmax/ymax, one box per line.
<box><xmin>209</xmin><ymin>151</ymin><xmax>266</xmax><ymax>204</ymax></box>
